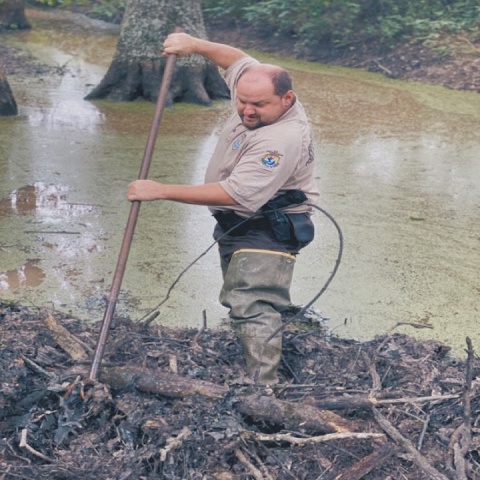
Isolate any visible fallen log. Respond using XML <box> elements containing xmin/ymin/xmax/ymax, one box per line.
<box><xmin>99</xmin><ymin>365</ymin><xmax>229</xmax><ymax>398</ymax></box>
<box><xmin>235</xmin><ymin>394</ymin><xmax>362</xmax><ymax>433</ymax></box>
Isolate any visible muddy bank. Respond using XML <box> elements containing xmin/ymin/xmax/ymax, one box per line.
<box><xmin>0</xmin><ymin>43</ymin><xmax>53</xmax><ymax>76</ymax></box>
<box><xmin>1</xmin><ymin>302</ymin><xmax>479</xmax><ymax>479</ymax></box>
<box><xmin>206</xmin><ymin>21</ymin><xmax>480</xmax><ymax>93</ymax></box>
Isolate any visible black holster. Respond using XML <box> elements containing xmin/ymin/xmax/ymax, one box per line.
<box><xmin>261</xmin><ymin>190</ymin><xmax>307</xmax><ymax>242</ymax></box>
<box><xmin>213</xmin><ymin>190</ymin><xmax>313</xmax><ymax>246</ymax></box>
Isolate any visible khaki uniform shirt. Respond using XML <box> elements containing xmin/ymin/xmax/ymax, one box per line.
<box><xmin>205</xmin><ymin>57</ymin><xmax>319</xmax><ymax>218</ymax></box>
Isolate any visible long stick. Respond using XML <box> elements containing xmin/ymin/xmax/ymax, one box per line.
<box><xmin>89</xmin><ymin>32</ymin><xmax>180</xmax><ymax>380</ymax></box>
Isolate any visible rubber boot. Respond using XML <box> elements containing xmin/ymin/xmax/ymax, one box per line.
<box><xmin>219</xmin><ymin>249</ymin><xmax>296</xmax><ymax>384</ymax></box>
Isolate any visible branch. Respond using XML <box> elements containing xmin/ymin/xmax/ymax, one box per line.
<box><xmin>19</xmin><ymin>429</ymin><xmax>53</xmax><ymax>463</ymax></box>
<box><xmin>234</xmin><ymin>448</ymin><xmax>268</xmax><ymax>480</ymax></box>
<box><xmin>372</xmin><ymin>408</ymin><xmax>449</xmax><ymax>480</ymax></box>
<box><xmin>448</xmin><ymin>337</ymin><xmax>474</xmax><ymax>479</ymax></box>
<box><xmin>159</xmin><ymin>427</ymin><xmax>191</xmax><ymax>462</ymax></box>
<box><xmin>312</xmin><ymin>393</ymin><xmax>460</xmax><ymax>410</ymax></box>
<box><xmin>243</xmin><ymin>431</ymin><xmax>386</xmax><ymax>446</ymax></box>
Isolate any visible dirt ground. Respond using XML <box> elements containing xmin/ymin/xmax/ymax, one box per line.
<box><xmin>1</xmin><ymin>302</ymin><xmax>479</xmax><ymax>479</ymax></box>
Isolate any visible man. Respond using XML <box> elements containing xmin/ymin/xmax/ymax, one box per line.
<box><xmin>128</xmin><ymin>33</ymin><xmax>319</xmax><ymax>384</ymax></box>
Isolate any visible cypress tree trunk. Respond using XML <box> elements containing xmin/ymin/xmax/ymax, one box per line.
<box><xmin>85</xmin><ymin>0</ymin><xmax>229</xmax><ymax>105</ymax></box>
<box><xmin>0</xmin><ymin>70</ymin><xmax>18</xmax><ymax>116</ymax></box>
<box><xmin>0</xmin><ymin>0</ymin><xmax>31</xmax><ymax>30</ymax></box>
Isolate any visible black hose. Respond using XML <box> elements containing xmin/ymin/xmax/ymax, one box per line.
<box><xmin>137</xmin><ymin>204</ymin><xmax>343</xmax><ymax>348</ymax></box>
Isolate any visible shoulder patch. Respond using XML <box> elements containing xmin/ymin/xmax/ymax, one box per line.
<box><xmin>261</xmin><ymin>151</ymin><xmax>283</xmax><ymax>168</ymax></box>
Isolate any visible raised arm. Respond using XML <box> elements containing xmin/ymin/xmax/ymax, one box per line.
<box><xmin>163</xmin><ymin>32</ymin><xmax>248</xmax><ymax>70</ymax></box>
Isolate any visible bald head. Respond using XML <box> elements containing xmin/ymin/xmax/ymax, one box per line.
<box><xmin>235</xmin><ymin>62</ymin><xmax>296</xmax><ymax>129</ymax></box>
<box><xmin>238</xmin><ymin>63</ymin><xmax>294</xmax><ymax>97</ymax></box>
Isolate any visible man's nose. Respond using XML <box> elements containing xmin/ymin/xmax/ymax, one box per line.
<box><xmin>243</xmin><ymin>104</ymin><xmax>256</xmax><ymax>116</ymax></box>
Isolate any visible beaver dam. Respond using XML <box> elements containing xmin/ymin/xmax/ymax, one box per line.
<box><xmin>0</xmin><ymin>302</ymin><xmax>479</xmax><ymax>479</ymax></box>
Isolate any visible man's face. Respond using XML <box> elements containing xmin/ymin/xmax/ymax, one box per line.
<box><xmin>235</xmin><ymin>73</ymin><xmax>294</xmax><ymax>130</ymax></box>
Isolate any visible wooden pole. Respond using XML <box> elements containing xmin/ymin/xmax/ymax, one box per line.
<box><xmin>89</xmin><ymin>29</ymin><xmax>181</xmax><ymax>380</ymax></box>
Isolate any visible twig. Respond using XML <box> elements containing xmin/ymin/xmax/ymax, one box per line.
<box><xmin>159</xmin><ymin>427</ymin><xmax>191</xmax><ymax>462</ymax></box>
<box><xmin>448</xmin><ymin>337</ymin><xmax>474</xmax><ymax>479</ymax></box>
<box><xmin>373</xmin><ymin>60</ymin><xmax>392</xmax><ymax>75</ymax></box>
<box><xmin>243</xmin><ymin>431</ymin><xmax>385</xmax><ymax>445</ymax></box>
<box><xmin>283</xmin><ymin>392</ymin><xmax>460</xmax><ymax>411</ymax></box>
<box><xmin>322</xmin><ymin>443</ymin><xmax>396</xmax><ymax>480</ymax></box>
<box><xmin>141</xmin><ymin>311</ymin><xmax>160</xmax><ymax>328</ymax></box>
<box><xmin>21</xmin><ymin>355</ymin><xmax>56</xmax><ymax>379</ymax></box>
<box><xmin>169</xmin><ymin>355</ymin><xmax>178</xmax><ymax>374</ymax></box>
<box><xmin>247</xmin><ymin>447</ymin><xmax>275</xmax><ymax>480</ymax></box>
<box><xmin>19</xmin><ymin>429</ymin><xmax>53</xmax><ymax>463</ymax></box>
<box><xmin>234</xmin><ymin>447</ymin><xmax>267</xmax><ymax>480</ymax></box>
<box><xmin>457</xmin><ymin>36</ymin><xmax>480</xmax><ymax>53</ymax></box>
<box><xmin>375</xmin><ymin>393</ymin><xmax>459</xmax><ymax>406</ymax></box>
<box><xmin>372</xmin><ymin>408</ymin><xmax>449</xmax><ymax>480</ymax></box>
<box><xmin>362</xmin><ymin>351</ymin><xmax>381</xmax><ymax>395</ymax></box>
<box><xmin>375</xmin><ymin>320</ymin><xmax>434</xmax><ymax>354</ymax></box>
<box><xmin>417</xmin><ymin>414</ymin><xmax>431</xmax><ymax>451</ymax></box>
<box><xmin>191</xmin><ymin>309</ymin><xmax>208</xmax><ymax>347</ymax></box>
<box><xmin>389</xmin><ymin>321</ymin><xmax>434</xmax><ymax>331</ymax></box>
<box><xmin>25</xmin><ymin>230</ymin><xmax>81</xmax><ymax>235</ymax></box>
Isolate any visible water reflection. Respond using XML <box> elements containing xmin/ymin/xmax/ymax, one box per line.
<box><xmin>0</xmin><ymin>183</ymin><xmax>95</xmax><ymax>220</ymax></box>
<box><xmin>0</xmin><ymin>260</ymin><xmax>45</xmax><ymax>289</ymax></box>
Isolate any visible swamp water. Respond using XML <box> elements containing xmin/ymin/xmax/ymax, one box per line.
<box><xmin>1</xmin><ymin>9</ymin><xmax>479</xmax><ymax>356</ymax></box>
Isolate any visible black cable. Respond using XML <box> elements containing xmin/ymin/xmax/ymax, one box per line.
<box><xmin>137</xmin><ymin>211</ymin><xmax>260</xmax><ymax>326</ymax></box>
<box><xmin>137</xmin><ymin>204</ymin><xmax>343</xmax><ymax>344</ymax></box>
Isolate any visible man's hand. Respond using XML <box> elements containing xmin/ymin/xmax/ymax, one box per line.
<box><xmin>163</xmin><ymin>33</ymin><xmax>199</xmax><ymax>57</ymax></box>
<box><xmin>127</xmin><ymin>180</ymin><xmax>164</xmax><ymax>202</ymax></box>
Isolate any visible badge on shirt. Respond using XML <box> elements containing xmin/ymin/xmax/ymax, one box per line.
<box><xmin>261</xmin><ymin>151</ymin><xmax>283</xmax><ymax>168</ymax></box>
<box><xmin>232</xmin><ymin>133</ymin><xmax>246</xmax><ymax>150</ymax></box>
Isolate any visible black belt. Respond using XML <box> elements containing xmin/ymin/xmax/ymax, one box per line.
<box><xmin>213</xmin><ymin>210</ymin><xmax>268</xmax><ymax>236</ymax></box>
<box><xmin>214</xmin><ymin>190</ymin><xmax>310</xmax><ymax>240</ymax></box>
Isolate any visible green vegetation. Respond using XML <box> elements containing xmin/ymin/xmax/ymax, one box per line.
<box><xmin>26</xmin><ymin>0</ymin><xmax>480</xmax><ymax>54</ymax></box>
<box><xmin>202</xmin><ymin>0</ymin><xmax>480</xmax><ymax>53</ymax></box>
<box><xmin>29</xmin><ymin>0</ymin><xmax>125</xmax><ymax>22</ymax></box>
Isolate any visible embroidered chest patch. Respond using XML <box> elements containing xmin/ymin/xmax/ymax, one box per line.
<box><xmin>261</xmin><ymin>151</ymin><xmax>283</xmax><ymax>168</ymax></box>
<box><xmin>232</xmin><ymin>133</ymin><xmax>246</xmax><ymax>150</ymax></box>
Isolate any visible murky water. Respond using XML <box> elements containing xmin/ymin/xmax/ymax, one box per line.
<box><xmin>1</xmin><ymin>9</ymin><xmax>479</xmax><ymax>356</ymax></box>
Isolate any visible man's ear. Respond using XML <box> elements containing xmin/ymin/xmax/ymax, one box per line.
<box><xmin>282</xmin><ymin>90</ymin><xmax>295</xmax><ymax>107</ymax></box>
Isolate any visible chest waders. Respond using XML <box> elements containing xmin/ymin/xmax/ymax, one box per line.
<box><xmin>219</xmin><ymin>249</ymin><xmax>296</xmax><ymax>384</ymax></box>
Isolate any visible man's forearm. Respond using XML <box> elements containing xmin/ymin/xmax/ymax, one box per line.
<box><xmin>192</xmin><ymin>38</ymin><xmax>247</xmax><ymax>69</ymax></box>
<box><xmin>163</xmin><ymin>33</ymin><xmax>247</xmax><ymax>70</ymax></box>
<box><xmin>127</xmin><ymin>180</ymin><xmax>237</xmax><ymax>206</ymax></box>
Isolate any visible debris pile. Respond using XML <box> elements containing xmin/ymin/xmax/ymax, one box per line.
<box><xmin>1</xmin><ymin>302</ymin><xmax>479</xmax><ymax>479</ymax></box>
